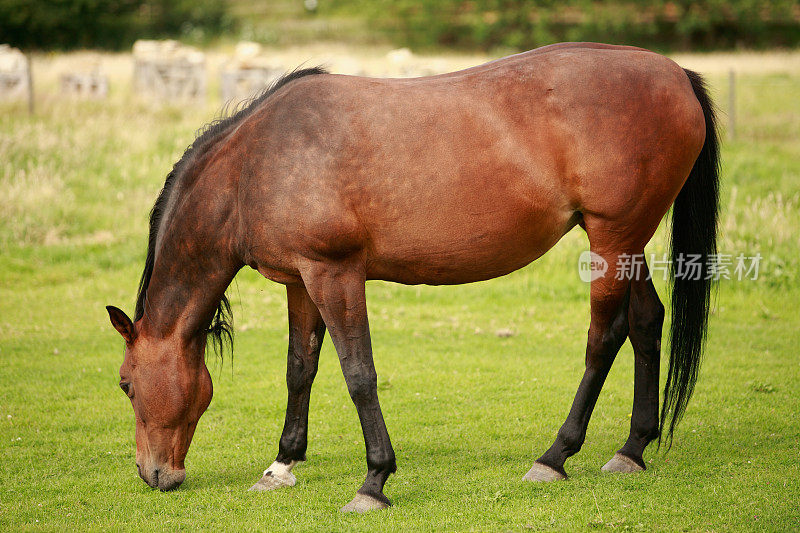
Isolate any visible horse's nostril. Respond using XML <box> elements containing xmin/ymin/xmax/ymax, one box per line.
<box><xmin>153</xmin><ymin>468</ymin><xmax>159</xmax><ymax>487</ymax></box>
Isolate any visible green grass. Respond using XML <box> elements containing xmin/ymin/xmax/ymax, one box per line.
<box><xmin>1</xmin><ymin>53</ymin><xmax>799</xmax><ymax>531</ymax></box>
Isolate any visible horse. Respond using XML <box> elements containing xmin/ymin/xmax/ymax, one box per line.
<box><xmin>106</xmin><ymin>42</ymin><xmax>719</xmax><ymax>512</ymax></box>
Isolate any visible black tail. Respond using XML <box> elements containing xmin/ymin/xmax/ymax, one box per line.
<box><xmin>659</xmin><ymin>70</ymin><xmax>720</xmax><ymax>448</ymax></box>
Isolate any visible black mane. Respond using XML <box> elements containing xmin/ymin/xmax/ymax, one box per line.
<box><xmin>134</xmin><ymin>66</ymin><xmax>327</xmax><ymax>354</ymax></box>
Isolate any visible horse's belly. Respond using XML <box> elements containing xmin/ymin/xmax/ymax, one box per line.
<box><xmin>365</xmin><ymin>204</ymin><xmax>574</xmax><ymax>285</ymax></box>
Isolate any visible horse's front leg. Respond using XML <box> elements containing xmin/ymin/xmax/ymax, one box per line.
<box><xmin>302</xmin><ymin>260</ymin><xmax>396</xmax><ymax>513</ymax></box>
<box><xmin>250</xmin><ymin>285</ymin><xmax>326</xmax><ymax>491</ymax></box>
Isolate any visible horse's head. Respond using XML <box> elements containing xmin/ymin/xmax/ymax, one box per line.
<box><xmin>106</xmin><ymin>305</ymin><xmax>213</xmax><ymax>491</ymax></box>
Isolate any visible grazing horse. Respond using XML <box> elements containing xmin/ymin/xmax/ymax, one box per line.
<box><xmin>106</xmin><ymin>42</ymin><xmax>719</xmax><ymax>512</ymax></box>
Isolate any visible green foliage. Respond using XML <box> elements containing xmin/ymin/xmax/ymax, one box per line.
<box><xmin>323</xmin><ymin>0</ymin><xmax>800</xmax><ymax>51</ymax></box>
<box><xmin>0</xmin><ymin>0</ymin><xmax>234</xmax><ymax>50</ymax></box>
<box><xmin>7</xmin><ymin>0</ymin><xmax>800</xmax><ymax>52</ymax></box>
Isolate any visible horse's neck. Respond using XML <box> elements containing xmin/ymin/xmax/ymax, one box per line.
<box><xmin>141</xmin><ymin>176</ymin><xmax>241</xmax><ymax>341</ymax></box>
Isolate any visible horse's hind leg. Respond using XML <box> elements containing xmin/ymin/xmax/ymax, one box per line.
<box><xmin>603</xmin><ymin>263</ymin><xmax>663</xmax><ymax>473</ymax></box>
<box><xmin>250</xmin><ymin>285</ymin><xmax>326</xmax><ymax>491</ymax></box>
<box><xmin>301</xmin><ymin>260</ymin><xmax>396</xmax><ymax>513</ymax></box>
<box><xmin>525</xmin><ymin>247</ymin><xmax>631</xmax><ymax>481</ymax></box>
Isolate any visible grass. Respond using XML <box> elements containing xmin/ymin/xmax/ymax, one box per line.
<box><xmin>1</xmin><ymin>48</ymin><xmax>799</xmax><ymax>531</ymax></box>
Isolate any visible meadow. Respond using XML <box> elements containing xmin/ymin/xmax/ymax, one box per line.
<box><xmin>1</xmin><ymin>46</ymin><xmax>798</xmax><ymax>531</ymax></box>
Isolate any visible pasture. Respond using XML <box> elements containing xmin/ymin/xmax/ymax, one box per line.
<box><xmin>1</xmin><ymin>47</ymin><xmax>799</xmax><ymax>531</ymax></box>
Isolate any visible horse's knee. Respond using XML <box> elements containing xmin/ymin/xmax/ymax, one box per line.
<box><xmin>286</xmin><ymin>353</ymin><xmax>318</xmax><ymax>393</ymax></box>
<box><xmin>345</xmin><ymin>371</ymin><xmax>378</xmax><ymax>404</ymax></box>
<box><xmin>286</xmin><ymin>319</ymin><xmax>324</xmax><ymax>392</ymax></box>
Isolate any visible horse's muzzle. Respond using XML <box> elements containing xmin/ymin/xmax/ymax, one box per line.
<box><xmin>138</xmin><ymin>462</ymin><xmax>186</xmax><ymax>491</ymax></box>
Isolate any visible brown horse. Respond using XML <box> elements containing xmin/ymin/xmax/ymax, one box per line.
<box><xmin>106</xmin><ymin>42</ymin><xmax>719</xmax><ymax>512</ymax></box>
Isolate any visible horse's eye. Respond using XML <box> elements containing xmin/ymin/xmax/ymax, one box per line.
<box><xmin>119</xmin><ymin>381</ymin><xmax>132</xmax><ymax>397</ymax></box>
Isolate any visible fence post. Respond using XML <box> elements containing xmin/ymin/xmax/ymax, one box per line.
<box><xmin>25</xmin><ymin>52</ymin><xmax>34</xmax><ymax>115</ymax></box>
<box><xmin>728</xmin><ymin>69</ymin><xmax>735</xmax><ymax>141</ymax></box>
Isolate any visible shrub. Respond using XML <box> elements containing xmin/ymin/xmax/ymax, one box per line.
<box><xmin>324</xmin><ymin>0</ymin><xmax>800</xmax><ymax>51</ymax></box>
<box><xmin>0</xmin><ymin>0</ymin><xmax>233</xmax><ymax>50</ymax></box>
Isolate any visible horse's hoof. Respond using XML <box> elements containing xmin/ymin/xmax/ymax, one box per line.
<box><xmin>522</xmin><ymin>462</ymin><xmax>567</xmax><ymax>482</ymax></box>
<box><xmin>248</xmin><ymin>461</ymin><xmax>297</xmax><ymax>491</ymax></box>
<box><xmin>340</xmin><ymin>493</ymin><xmax>390</xmax><ymax>513</ymax></box>
<box><xmin>601</xmin><ymin>453</ymin><xmax>645</xmax><ymax>473</ymax></box>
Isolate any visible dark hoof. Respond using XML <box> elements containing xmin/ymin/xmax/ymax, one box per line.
<box><xmin>340</xmin><ymin>493</ymin><xmax>390</xmax><ymax>513</ymax></box>
<box><xmin>601</xmin><ymin>453</ymin><xmax>645</xmax><ymax>473</ymax></box>
<box><xmin>522</xmin><ymin>462</ymin><xmax>567</xmax><ymax>482</ymax></box>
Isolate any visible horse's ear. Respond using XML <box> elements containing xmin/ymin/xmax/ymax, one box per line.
<box><xmin>106</xmin><ymin>305</ymin><xmax>136</xmax><ymax>344</ymax></box>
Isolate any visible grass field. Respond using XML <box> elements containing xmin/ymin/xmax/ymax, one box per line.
<box><xmin>1</xmin><ymin>47</ymin><xmax>799</xmax><ymax>531</ymax></box>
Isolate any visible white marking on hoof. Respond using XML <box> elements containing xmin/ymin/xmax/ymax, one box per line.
<box><xmin>522</xmin><ymin>462</ymin><xmax>567</xmax><ymax>482</ymax></box>
<box><xmin>248</xmin><ymin>460</ymin><xmax>298</xmax><ymax>491</ymax></box>
<box><xmin>340</xmin><ymin>493</ymin><xmax>390</xmax><ymax>513</ymax></box>
<box><xmin>601</xmin><ymin>453</ymin><xmax>645</xmax><ymax>473</ymax></box>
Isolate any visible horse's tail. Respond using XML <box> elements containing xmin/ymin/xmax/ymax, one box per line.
<box><xmin>659</xmin><ymin>69</ymin><xmax>720</xmax><ymax>448</ymax></box>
